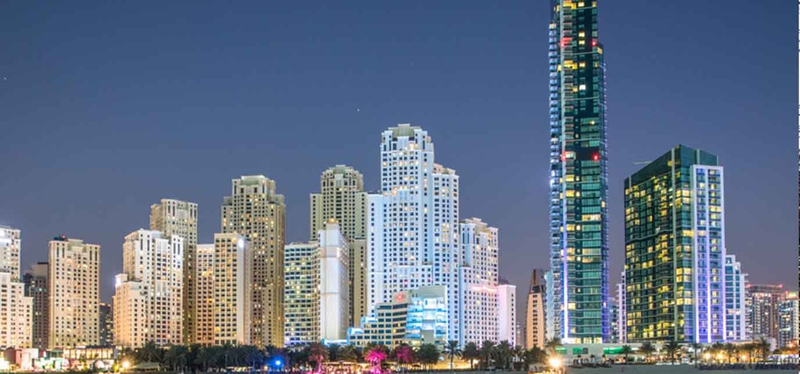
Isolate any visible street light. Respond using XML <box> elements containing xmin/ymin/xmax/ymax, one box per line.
<box><xmin>548</xmin><ymin>357</ymin><xmax>563</xmax><ymax>374</ymax></box>
<box><xmin>121</xmin><ymin>361</ymin><xmax>130</xmax><ymax>372</ymax></box>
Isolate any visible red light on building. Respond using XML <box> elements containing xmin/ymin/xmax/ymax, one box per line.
<box><xmin>561</xmin><ymin>37</ymin><xmax>571</xmax><ymax>47</ymax></box>
<box><xmin>591</xmin><ymin>39</ymin><xmax>597</xmax><ymax>47</ymax></box>
<box><xmin>592</xmin><ymin>153</ymin><xmax>600</xmax><ymax>161</ymax></box>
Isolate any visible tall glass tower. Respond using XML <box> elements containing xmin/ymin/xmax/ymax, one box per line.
<box><xmin>548</xmin><ymin>0</ymin><xmax>609</xmax><ymax>343</ymax></box>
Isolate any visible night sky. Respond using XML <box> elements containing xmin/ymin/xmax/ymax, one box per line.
<box><xmin>1</xmin><ymin>1</ymin><xmax>796</xmax><ymax>306</ymax></box>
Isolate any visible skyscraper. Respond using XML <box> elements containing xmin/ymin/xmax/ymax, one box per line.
<box><xmin>150</xmin><ymin>199</ymin><xmax>198</xmax><ymax>344</ymax></box>
<box><xmin>0</xmin><ymin>226</ymin><xmax>31</xmax><ymax>349</ymax></box>
<box><xmin>725</xmin><ymin>255</ymin><xmax>748</xmax><ymax>342</ymax></box>
<box><xmin>625</xmin><ymin>145</ymin><xmax>725</xmax><ymax>343</ymax></box>
<box><xmin>0</xmin><ymin>226</ymin><xmax>21</xmax><ymax>277</ymax></box>
<box><xmin>548</xmin><ymin>0</ymin><xmax>609</xmax><ymax>344</ymax></box>
<box><xmin>283</xmin><ymin>222</ymin><xmax>349</xmax><ymax>345</ymax></box>
<box><xmin>310</xmin><ymin>165</ymin><xmax>367</xmax><ymax>240</ymax></box>
<box><xmin>457</xmin><ymin>218</ymin><xmax>499</xmax><ymax>346</ymax></box>
<box><xmin>99</xmin><ymin>302</ymin><xmax>113</xmax><ymax>346</ymax></box>
<box><xmin>310</xmin><ymin>165</ymin><xmax>368</xmax><ymax>327</ymax></box>
<box><xmin>49</xmin><ymin>236</ymin><xmax>100</xmax><ymax>349</ymax></box>
<box><xmin>222</xmin><ymin>175</ymin><xmax>286</xmax><ymax>347</ymax></box>
<box><xmin>0</xmin><ymin>272</ymin><xmax>31</xmax><ymax>348</ymax></box>
<box><xmin>23</xmin><ymin>262</ymin><xmax>48</xmax><ymax>350</ymax></box>
<box><xmin>195</xmin><ymin>244</ymin><xmax>215</xmax><ymax>346</ymax></box>
<box><xmin>367</xmin><ymin>124</ymin><xmax>461</xmax><ymax>343</ymax></box>
<box><xmin>616</xmin><ymin>271</ymin><xmax>626</xmax><ymax>344</ymax></box>
<box><xmin>318</xmin><ymin>221</ymin><xmax>349</xmax><ymax>342</ymax></box>
<box><xmin>113</xmin><ymin>230</ymin><xmax>183</xmax><ymax>348</ymax></box>
<box><xmin>746</xmin><ymin>284</ymin><xmax>785</xmax><ymax>342</ymax></box>
<box><xmin>778</xmin><ymin>292</ymin><xmax>798</xmax><ymax>348</ymax></box>
<box><xmin>212</xmin><ymin>233</ymin><xmax>252</xmax><ymax>346</ymax></box>
<box><xmin>525</xmin><ymin>269</ymin><xmax>547</xmax><ymax>349</ymax></box>
<box><xmin>284</xmin><ymin>242</ymin><xmax>319</xmax><ymax>346</ymax></box>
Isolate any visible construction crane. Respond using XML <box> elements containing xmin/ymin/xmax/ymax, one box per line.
<box><xmin>632</xmin><ymin>161</ymin><xmax>652</xmax><ymax>166</ymax></box>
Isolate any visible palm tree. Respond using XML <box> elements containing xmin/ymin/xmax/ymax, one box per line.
<box><xmin>544</xmin><ymin>338</ymin><xmax>563</xmax><ymax>356</ymax></box>
<box><xmin>140</xmin><ymin>341</ymin><xmax>162</xmax><ymax>363</ymax></box>
<box><xmin>620</xmin><ymin>345</ymin><xmax>633</xmax><ymax>363</ymax></box>
<box><xmin>443</xmin><ymin>340</ymin><xmax>461</xmax><ymax>371</ymax></box>
<box><xmin>479</xmin><ymin>340</ymin><xmax>496</xmax><ymax>370</ymax></box>
<box><xmin>394</xmin><ymin>344</ymin><xmax>415</xmax><ymax>370</ymax></box>
<box><xmin>308</xmin><ymin>343</ymin><xmax>329</xmax><ymax>372</ymax></box>
<box><xmin>338</xmin><ymin>345</ymin><xmax>358</xmax><ymax>363</ymax></box>
<box><xmin>663</xmin><ymin>341</ymin><xmax>681</xmax><ymax>364</ymax></box>
<box><xmin>496</xmin><ymin>341</ymin><xmax>512</xmax><ymax>370</ymax></box>
<box><xmin>416</xmin><ymin>344</ymin><xmax>440</xmax><ymax>371</ymax></box>
<box><xmin>757</xmin><ymin>338</ymin><xmax>771</xmax><ymax>363</ymax></box>
<box><xmin>366</xmin><ymin>346</ymin><xmax>388</xmax><ymax>373</ymax></box>
<box><xmin>245</xmin><ymin>347</ymin><xmax>265</xmax><ymax>371</ymax></box>
<box><xmin>194</xmin><ymin>347</ymin><xmax>214</xmax><ymax>372</ymax></box>
<box><xmin>638</xmin><ymin>342</ymin><xmax>656</xmax><ymax>362</ymax></box>
<box><xmin>689</xmin><ymin>343</ymin><xmax>703</xmax><ymax>367</ymax></box>
<box><xmin>461</xmin><ymin>342</ymin><xmax>480</xmax><ymax>370</ymax></box>
<box><xmin>164</xmin><ymin>346</ymin><xmax>188</xmax><ymax>372</ymax></box>
<box><xmin>523</xmin><ymin>347</ymin><xmax>547</xmax><ymax>368</ymax></box>
<box><xmin>723</xmin><ymin>343</ymin><xmax>737</xmax><ymax>364</ymax></box>
<box><xmin>510</xmin><ymin>346</ymin><xmax>524</xmax><ymax>371</ymax></box>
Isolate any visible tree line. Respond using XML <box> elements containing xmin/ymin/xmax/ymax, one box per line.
<box><xmin>118</xmin><ymin>339</ymin><xmax>552</xmax><ymax>373</ymax></box>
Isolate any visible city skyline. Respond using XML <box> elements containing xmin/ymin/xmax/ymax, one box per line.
<box><xmin>1</xmin><ymin>0</ymin><xmax>796</xmax><ymax>314</ymax></box>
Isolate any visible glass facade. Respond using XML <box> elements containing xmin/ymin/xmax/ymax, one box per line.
<box><xmin>624</xmin><ymin>145</ymin><xmax>725</xmax><ymax>343</ymax></box>
<box><xmin>548</xmin><ymin>0</ymin><xmax>609</xmax><ymax>343</ymax></box>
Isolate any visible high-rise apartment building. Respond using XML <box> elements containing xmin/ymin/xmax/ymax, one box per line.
<box><xmin>548</xmin><ymin>0</ymin><xmax>609</xmax><ymax>344</ymax></box>
<box><xmin>49</xmin><ymin>236</ymin><xmax>100</xmax><ymax>349</ymax></box>
<box><xmin>195</xmin><ymin>244</ymin><xmax>215</xmax><ymax>346</ymax></box>
<box><xmin>310</xmin><ymin>165</ymin><xmax>368</xmax><ymax>328</ymax></box>
<box><xmin>0</xmin><ymin>227</ymin><xmax>31</xmax><ymax>350</ymax></box>
<box><xmin>319</xmin><ymin>222</ymin><xmax>349</xmax><ymax>341</ymax></box>
<box><xmin>457</xmin><ymin>218</ymin><xmax>514</xmax><ymax>346</ymax></box>
<box><xmin>616</xmin><ymin>271</ymin><xmax>626</xmax><ymax>344</ymax></box>
<box><xmin>310</xmin><ymin>165</ymin><xmax>367</xmax><ymax>240</ymax></box>
<box><xmin>23</xmin><ymin>262</ymin><xmax>48</xmax><ymax>350</ymax></box>
<box><xmin>99</xmin><ymin>302</ymin><xmax>113</xmax><ymax>346</ymax></box>
<box><xmin>283</xmin><ymin>223</ymin><xmax>349</xmax><ymax>345</ymax></box>
<box><xmin>113</xmin><ymin>230</ymin><xmax>183</xmax><ymax>348</ymax></box>
<box><xmin>725</xmin><ymin>255</ymin><xmax>748</xmax><ymax>342</ymax></box>
<box><xmin>150</xmin><ymin>199</ymin><xmax>197</xmax><ymax>344</ymax></box>
<box><xmin>625</xmin><ymin>145</ymin><xmax>725</xmax><ymax>343</ymax></box>
<box><xmin>778</xmin><ymin>292</ymin><xmax>798</xmax><ymax>348</ymax></box>
<box><xmin>349</xmin><ymin>239</ymin><xmax>367</xmax><ymax>329</ymax></box>
<box><xmin>212</xmin><ymin>234</ymin><xmax>252</xmax><ymax>346</ymax></box>
<box><xmin>746</xmin><ymin>284</ymin><xmax>784</xmax><ymax>342</ymax></box>
<box><xmin>284</xmin><ymin>242</ymin><xmax>319</xmax><ymax>346</ymax></box>
<box><xmin>457</xmin><ymin>218</ymin><xmax>497</xmax><ymax>346</ymax></box>
<box><xmin>498</xmin><ymin>283</ymin><xmax>517</xmax><ymax>347</ymax></box>
<box><xmin>367</xmin><ymin>124</ymin><xmax>461</xmax><ymax>344</ymax></box>
<box><xmin>525</xmin><ymin>269</ymin><xmax>547</xmax><ymax>349</ymax></box>
<box><xmin>0</xmin><ymin>272</ymin><xmax>32</xmax><ymax>348</ymax></box>
<box><xmin>0</xmin><ymin>226</ymin><xmax>21</xmax><ymax>277</ymax></box>
<box><xmin>222</xmin><ymin>175</ymin><xmax>285</xmax><ymax>347</ymax></box>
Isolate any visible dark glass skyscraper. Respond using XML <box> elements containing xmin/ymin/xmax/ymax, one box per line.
<box><xmin>624</xmin><ymin>145</ymin><xmax>725</xmax><ymax>343</ymax></box>
<box><xmin>548</xmin><ymin>0</ymin><xmax>609</xmax><ymax>343</ymax></box>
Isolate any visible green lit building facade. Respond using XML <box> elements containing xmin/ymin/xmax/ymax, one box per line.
<box><xmin>624</xmin><ymin>145</ymin><xmax>726</xmax><ymax>343</ymax></box>
<box><xmin>548</xmin><ymin>0</ymin><xmax>609</xmax><ymax>343</ymax></box>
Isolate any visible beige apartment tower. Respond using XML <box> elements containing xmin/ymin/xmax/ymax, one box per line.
<box><xmin>222</xmin><ymin>175</ymin><xmax>285</xmax><ymax>347</ymax></box>
<box><xmin>310</xmin><ymin>165</ymin><xmax>368</xmax><ymax>327</ymax></box>
<box><xmin>525</xmin><ymin>269</ymin><xmax>546</xmax><ymax>349</ymax></box>
<box><xmin>113</xmin><ymin>230</ymin><xmax>183</xmax><ymax>348</ymax></box>
<box><xmin>0</xmin><ymin>226</ymin><xmax>21</xmax><ymax>277</ymax></box>
<box><xmin>49</xmin><ymin>237</ymin><xmax>100</xmax><ymax>349</ymax></box>
<box><xmin>150</xmin><ymin>199</ymin><xmax>197</xmax><ymax>343</ymax></box>
<box><xmin>194</xmin><ymin>244</ymin><xmax>215</xmax><ymax>346</ymax></box>
<box><xmin>212</xmin><ymin>233</ymin><xmax>252</xmax><ymax>345</ymax></box>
